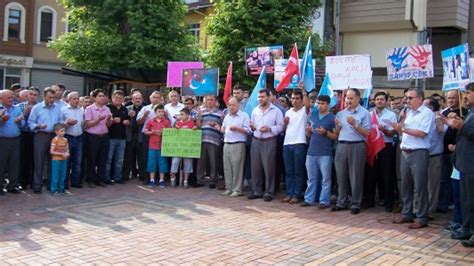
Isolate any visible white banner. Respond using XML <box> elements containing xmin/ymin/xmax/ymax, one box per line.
<box><xmin>325</xmin><ymin>54</ymin><xmax>372</xmax><ymax>90</ymax></box>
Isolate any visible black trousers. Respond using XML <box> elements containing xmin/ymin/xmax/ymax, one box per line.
<box><xmin>19</xmin><ymin>131</ymin><xmax>34</xmax><ymax>188</ymax></box>
<box><xmin>364</xmin><ymin>144</ymin><xmax>396</xmax><ymax>207</ymax></box>
<box><xmin>460</xmin><ymin>173</ymin><xmax>474</xmax><ymax>234</ymax></box>
<box><xmin>0</xmin><ymin>137</ymin><xmax>20</xmax><ymax>190</ymax></box>
<box><xmin>87</xmin><ymin>134</ymin><xmax>109</xmax><ymax>183</ymax></box>
<box><xmin>122</xmin><ymin>134</ymin><xmax>147</xmax><ymax>180</ymax></box>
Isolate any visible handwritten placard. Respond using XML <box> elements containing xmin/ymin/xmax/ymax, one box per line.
<box><xmin>325</xmin><ymin>54</ymin><xmax>372</xmax><ymax>90</ymax></box>
<box><xmin>161</xmin><ymin>128</ymin><xmax>202</xmax><ymax>158</ymax></box>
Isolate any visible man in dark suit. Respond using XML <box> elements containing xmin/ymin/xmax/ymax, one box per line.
<box><xmin>447</xmin><ymin>83</ymin><xmax>474</xmax><ymax>247</ymax></box>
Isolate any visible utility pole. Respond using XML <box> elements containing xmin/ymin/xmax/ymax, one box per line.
<box><xmin>335</xmin><ymin>0</ymin><xmax>341</xmax><ymax>56</ymax></box>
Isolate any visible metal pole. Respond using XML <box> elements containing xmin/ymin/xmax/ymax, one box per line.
<box><xmin>335</xmin><ymin>0</ymin><xmax>341</xmax><ymax>56</ymax></box>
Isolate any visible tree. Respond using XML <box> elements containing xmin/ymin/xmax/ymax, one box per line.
<box><xmin>51</xmin><ymin>0</ymin><xmax>199</xmax><ymax>71</ymax></box>
<box><xmin>206</xmin><ymin>0</ymin><xmax>332</xmax><ymax>89</ymax></box>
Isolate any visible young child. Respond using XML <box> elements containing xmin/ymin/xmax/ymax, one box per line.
<box><xmin>144</xmin><ymin>105</ymin><xmax>171</xmax><ymax>188</ymax></box>
<box><xmin>50</xmin><ymin>123</ymin><xmax>70</xmax><ymax>194</ymax></box>
<box><xmin>170</xmin><ymin>108</ymin><xmax>197</xmax><ymax>188</ymax></box>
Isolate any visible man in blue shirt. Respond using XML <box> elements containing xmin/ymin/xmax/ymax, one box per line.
<box><xmin>301</xmin><ymin>95</ymin><xmax>337</xmax><ymax>208</ymax></box>
<box><xmin>28</xmin><ymin>87</ymin><xmax>62</xmax><ymax>194</ymax></box>
<box><xmin>332</xmin><ymin>88</ymin><xmax>372</xmax><ymax>214</ymax></box>
<box><xmin>0</xmin><ymin>90</ymin><xmax>24</xmax><ymax>195</ymax></box>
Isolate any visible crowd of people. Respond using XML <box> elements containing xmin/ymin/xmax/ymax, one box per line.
<box><xmin>0</xmin><ymin>82</ymin><xmax>474</xmax><ymax>247</ymax></box>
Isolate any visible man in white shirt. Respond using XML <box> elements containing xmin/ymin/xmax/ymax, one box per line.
<box><xmin>281</xmin><ymin>88</ymin><xmax>310</xmax><ymax>204</ymax></box>
<box><xmin>392</xmin><ymin>88</ymin><xmax>435</xmax><ymax>229</ymax></box>
<box><xmin>247</xmin><ymin>89</ymin><xmax>284</xmax><ymax>202</ymax></box>
<box><xmin>60</xmin><ymin>91</ymin><xmax>84</xmax><ymax>188</ymax></box>
<box><xmin>221</xmin><ymin>97</ymin><xmax>250</xmax><ymax>197</ymax></box>
<box><xmin>164</xmin><ymin>90</ymin><xmax>184</xmax><ymax>126</ymax></box>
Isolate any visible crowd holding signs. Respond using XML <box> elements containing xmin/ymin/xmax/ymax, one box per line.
<box><xmin>2</xmin><ymin>36</ymin><xmax>474</xmax><ymax>247</ymax></box>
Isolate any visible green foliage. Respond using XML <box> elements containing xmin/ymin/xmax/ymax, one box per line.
<box><xmin>51</xmin><ymin>0</ymin><xmax>199</xmax><ymax>71</ymax></box>
<box><xmin>206</xmin><ymin>0</ymin><xmax>330</xmax><ymax>89</ymax></box>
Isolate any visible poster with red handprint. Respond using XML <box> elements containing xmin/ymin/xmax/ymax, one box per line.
<box><xmin>386</xmin><ymin>44</ymin><xmax>434</xmax><ymax>81</ymax></box>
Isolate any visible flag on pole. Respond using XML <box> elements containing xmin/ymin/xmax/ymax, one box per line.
<box><xmin>362</xmin><ymin>86</ymin><xmax>373</xmax><ymax>110</ymax></box>
<box><xmin>223</xmin><ymin>62</ymin><xmax>232</xmax><ymax>105</ymax></box>
<box><xmin>366</xmin><ymin>111</ymin><xmax>385</xmax><ymax>167</ymax></box>
<box><xmin>318</xmin><ymin>73</ymin><xmax>337</xmax><ymax>108</ymax></box>
<box><xmin>300</xmin><ymin>37</ymin><xmax>315</xmax><ymax>92</ymax></box>
<box><xmin>276</xmin><ymin>43</ymin><xmax>299</xmax><ymax>92</ymax></box>
<box><xmin>244</xmin><ymin>65</ymin><xmax>266</xmax><ymax>117</ymax></box>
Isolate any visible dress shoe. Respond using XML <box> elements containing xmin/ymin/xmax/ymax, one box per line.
<box><xmin>318</xmin><ymin>204</ymin><xmax>329</xmax><ymax>210</ymax></box>
<box><xmin>263</xmin><ymin>195</ymin><xmax>273</xmax><ymax>202</ymax></box>
<box><xmin>221</xmin><ymin>190</ymin><xmax>232</xmax><ymax>196</ymax></box>
<box><xmin>392</xmin><ymin>217</ymin><xmax>414</xmax><ymax>224</ymax></box>
<box><xmin>281</xmin><ymin>196</ymin><xmax>291</xmax><ymax>203</ymax></box>
<box><xmin>208</xmin><ymin>184</ymin><xmax>216</xmax><ymax>189</ymax></box>
<box><xmin>461</xmin><ymin>239</ymin><xmax>474</xmax><ymax>248</ymax></box>
<box><xmin>361</xmin><ymin>202</ymin><xmax>375</xmax><ymax>209</ymax></box>
<box><xmin>350</xmin><ymin>208</ymin><xmax>360</xmax><ymax>215</ymax></box>
<box><xmin>103</xmin><ymin>180</ymin><xmax>114</xmax><ymax>185</ymax></box>
<box><xmin>229</xmin><ymin>192</ymin><xmax>241</xmax><ymax>197</ymax></box>
<box><xmin>450</xmin><ymin>229</ymin><xmax>472</xmax><ymax>240</ymax></box>
<box><xmin>88</xmin><ymin>182</ymin><xmax>96</xmax><ymax>188</ymax></box>
<box><xmin>71</xmin><ymin>184</ymin><xmax>83</xmax><ymax>188</ymax></box>
<box><xmin>33</xmin><ymin>190</ymin><xmax>42</xmax><ymax>194</ymax></box>
<box><xmin>330</xmin><ymin>206</ymin><xmax>347</xmax><ymax>212</ymax></box>
<box><xmin>408</xmin><ymin>222</ymin><xmax>428</xmax><ymax>229</ymax></box>
<box><xmin>247</xmin><ymin>194</ymin><xmax>262</xmax><ymax>200</ymax></box>
<box><xmin>96</xmin><ymin>182</ymin><xmax>106</xmax><ymax>187</ymax></box>
<box><xmin>115</xmin><ymin>180</ymin><xmax>125</xmax><ymax>184</ymax></box>
<box><xmin>8</xmin><ymin>188</ymin><xmax>21</xmax><ymax>194</ymax></box>
<box><xmin>300</xmin><ymin>202</ymin><xmax>311</xmax><ymax>207</ymax></box>
<box><xmin>289</xmin><ymin>198</ymin><xmax>300</xmax><ymax>204</ymax></box>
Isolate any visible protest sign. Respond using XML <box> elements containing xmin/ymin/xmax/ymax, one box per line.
<box><xmin>161</xmin><ymin>128</ymin><xmax>202</xmax><ymax>158</ymax></box>
<box><xmin>274</xmin><ymin>59</ymin><xmax>316</xmax><ymax>89</ymax></box>
<box><xmin>470</xmin><ymin>58</ymin><xmax>474</xmax><ymax>82</ymax></box>
<box><xmin>442</xmin><ymin>43</ymin><xmax>470</xmax><ymax>91</ymax></box>
<box><xmin>245</xmin><ymin>45</ymin><xmax>284</xmax><ymax>75</ymax></box>
<box><xmin>386</xmin><ymin>44</ymin><xmax>434</xmax><ymax>81</ymax></box>
<box><xmin>181</xmin><ymin>68</ymin><xmax>219</xmax><ymax>96</ymax></box>
<box><xmin>325</xmin><ymin>54</ymin><xmax>372</xmax><ymax>90</ymax></box>
<box><xmin>167</xmin><ymin>61</ymin><xmax>204</xmax><ymax>87</ymax></box>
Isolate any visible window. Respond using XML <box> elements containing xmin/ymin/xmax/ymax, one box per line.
<box><xmin>188</xmin><ymin>23</ymin><xmax>200</xmax><ymax>41</ymax></box>
<box><xmin>36</xmin><ymin>6</ymin><xmax>57</xmax><ymax>44</ymax></box>
<box><xmin>3</xmin><ymin>2</ymin><xmax>26</xmax><ymax>43</ymax></box>
<box><xmin>2</xmin><ymin>68</ymin><xmax>21</xmax><ymax>90</ymax></box>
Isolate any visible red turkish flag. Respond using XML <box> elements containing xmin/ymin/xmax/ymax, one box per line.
<box><xmin>276</xmin><ymin>43</ymin><xmax>299</xmax><ymax>92</ymax></box>
<box><xmin>366</xmin><ymin>111</ymin><xmax>385</xmax><ymax>167</ymax></box>
<box><xmin>223</xmin><ymin>62</ymin><xmax>232</xmax><ymax>105</ymax></box>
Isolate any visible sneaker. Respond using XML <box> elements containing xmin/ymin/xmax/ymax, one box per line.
<box><xmin>230</xmin><ymin>191</ymin><xmax>241</xmax><ymax>197</ymax></box>
<box><xmin>183</xmin><ymin>180</ymin><xmax>189</xmax><ymax>189</ymax></box>
<box><xmin>221</xmin><ymin>190</ymin><xmax>232</xmax><ymax>196</ymax></box>
<box><xmin>148</xmin><ymin>180</ymin><xmax>156</xmax><ymax>188</ymax></box>
<box><xmin>159</xmin><ymin>180</ymin><xmax>165</xmax><ymax>188</ymax></box>
<box><xmin>444</xmin><ymin>222</ymin><xmax>463</xmax><ymax>233</ymax></box>
<box><xmin>171</xmin><ymin>179</ymin><xmax>176</xmax><ymax>188</ymax></box>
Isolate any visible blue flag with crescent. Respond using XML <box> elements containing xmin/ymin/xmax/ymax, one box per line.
<box><xmin>318</xmin><ymin>73</ymin><xmax>337</xmax><ymax>108</ymax></box>
<box><xmin>300</xmin><ymin>37</ymin><xmax>315</xmax><ymax>92</ymax></box>
<box><xmin>244</xmin><ymin>65</ymin><xmax>266</xmax><ymax>117</ymax></box>
<box><xmin>182</xmin><ymin>68</ymin><xmax>219</xmax><ymax>96</ymax></box>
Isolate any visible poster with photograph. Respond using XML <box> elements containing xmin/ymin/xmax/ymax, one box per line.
<box><xmin>245</xmin><ymin>45</ymin><xmax>283</xmax><ymax>75</ymax></box>
<box><xmin>442</xmin><ymin>43</ymin><xmax>470</xmax><ymax>91</ymax></box>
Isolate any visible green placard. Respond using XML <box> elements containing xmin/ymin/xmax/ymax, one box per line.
<box><xmin>161</xmin><ymin>128</ymin><xmax>202</xmax><ymax>158</ymax></box>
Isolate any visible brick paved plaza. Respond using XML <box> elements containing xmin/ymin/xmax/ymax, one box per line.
<box><xmin>1</xmin><ymin>181</ymin><xmax>474</xmax><ymax>265</ymax></box>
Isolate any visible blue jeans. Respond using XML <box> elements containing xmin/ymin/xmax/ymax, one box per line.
<box><xmin>65</xmin><ymin>135</ymin><xmax>82</xmax><ymax>186</ymax></box>
<box><xmin>105</xmin><ymin>139</ymin><xmax>126</xmax><ymax>182</ymax></box>
<box><xmin>283</xmin><ymin>144</ymin><xmax>307</xmax><ymax>198</ymax></box>
<box><xmin>51</xmin><ymin>160</ymin><xmax>67</xmax><ymax>193</ymax></box>
<box><xmin>305</xmin><ymin>155</ymin><xmax>333</xmax><ymax>206</ymax></box>
<box><xmin>452</xmin><ymin>179</ymin><xmax>462</xmax><ymax>224</ymax></box>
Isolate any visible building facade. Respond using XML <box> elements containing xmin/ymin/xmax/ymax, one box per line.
<box><xmin>0</xmin><ymin>0</ymin><xmax>83</xmax><ymax>93</ymax></box>
<box><xmin>183</xmin><ymin>0</ymin><xmax>214</xmax><ymax>50</ymax></box>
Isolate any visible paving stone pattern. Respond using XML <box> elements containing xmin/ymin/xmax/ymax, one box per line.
<box><xmin>1</xmin><ymin>181</ymin><xmax>473</xmax><ymax>265</ymax></box>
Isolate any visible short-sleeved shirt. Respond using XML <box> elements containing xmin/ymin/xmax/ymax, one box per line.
<box><xmin>165</xmin><ymin>102</ymin><xmax>185</xmax><ymax>126</ymax></box>
<box><xmin>222</xmin><ymin>110</ymin><xmax>250</xmax><ymax>143</ymax></box>
<box><xmin>60</xmin><ymin>105</ymin><xmax>84</xmax><ymax>137</ymax></box>
<box><xmin>375</xmin><ymin>108</ymin><xmax>398</xmax><ymax>143</ymax></box>
<box><xmin>176</xmin><ymin>120</ymin><xmax>195</xmax><ymax>129</ymax></box>
<box><xmin>400</xmin><ymin>105</ymin><xmax>435</xmax><ymax>150</ymax></box>
<box><xmin>51</xmin><ymin>136</ymin><xmax>68</xmax><ymax>160</ymax></box>
<box><xmin>108</xmin><ymin>104</ymin><xmax>130</xmax><ymax>139</ymax></box>
<box><xmin>336</xmin><ymin>105</ymin><xmax>372</xmax><ymax>142</ymax></box>
<box><xmin>307</xmin><ymin>111</ymin><xmax>336</xmax><ymax>156</ymax></box>
<box><xmin>84</xmin><ymin>104</ymin><xmax>112</xmax><ymax>135</ymax></box>
<box><xmin>146</xmin><ymin>118</ymin><xmax>171</xmax><ymax>150</ymax></box>
<box><xmin>284</xmin><ymin>107</ymin><xmax>308</xmax><ymax>146</ymax></box>
<box><xmin>428</xmin><ymin>122</ymin><xmax>446</xmax><ymax>155</ymax></box>
<box><xmin>200</xmin><ymin>106</ymin><xmax>225</xmax><ymax>146</ymax></box>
